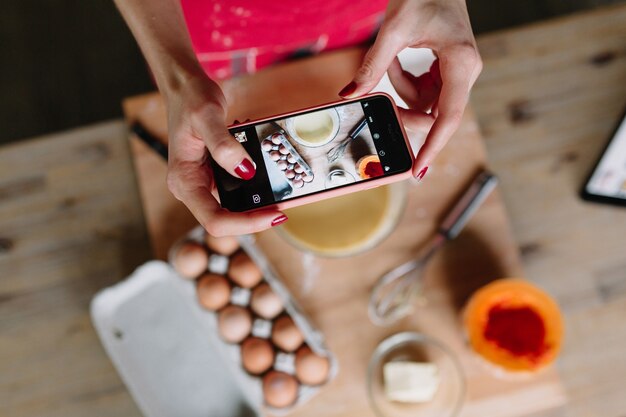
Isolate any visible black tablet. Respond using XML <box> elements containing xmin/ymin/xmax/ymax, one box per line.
<box><xmin>581</xmin><ymin>105</ymin><xmax>626</xmax><ymax>207</ymax></box>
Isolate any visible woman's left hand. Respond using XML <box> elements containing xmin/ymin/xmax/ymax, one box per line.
<box><xmin>339</xmin><ymin>0</ymin><xmax>482</xmax><ymax>179</ymax></box>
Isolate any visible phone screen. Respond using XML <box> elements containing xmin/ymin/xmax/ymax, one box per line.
<box><xmin>212</xmin><ymin>95</ymin><xmax>413</xmax><ymax>212</ymax></box>
<box><xmin>582</xmin><ymin>107</ymin><xmax>626</xmax><ymax>205</ymax></box>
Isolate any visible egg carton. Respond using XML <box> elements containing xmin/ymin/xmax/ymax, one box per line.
<box><xmin>92</xmin><ymin>261</ymin><xmax>261</xmax><ymax>417</ymax></box>
<box><xmin>167</xmin><ymin>227</ymin><xmax>338</xmax><ymax>415</ymax></box>
<box><xmin>261</xmin><ymin>131</ymin><xmax>314</xmax><ymax>189</ymax></box>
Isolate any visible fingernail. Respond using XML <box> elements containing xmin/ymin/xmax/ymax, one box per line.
<box><xmin>234</xmin><ymin>158</ymin><xmax>256</xmax><ymax>180</ymax></box>
<box><xmin>339</xmin><ymin>81</ymin><xmax>357</xmax><ymax>97</ymax></box>
<box><xmin>271</xmin><ymin>214</ymin><xmax>288</xmax><ymax>227</ymax></box>
<box><xmin>416</xmin><ymin>166</ymin><xmax>429</xmax><ymax>181</ymax></box>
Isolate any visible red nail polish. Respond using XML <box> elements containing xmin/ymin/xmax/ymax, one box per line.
<box><xmin>416</xmin><ymin>166</ymin><xmax>429</xmax><ymax>181</ymax></box>
<box><xmin>271</xmin><ymin>214</ymin><xmax>288</xmax><ymax>227</ymax></box>
<box><xmin>339</xmin><ymin>81</ymin><xmax>357</xmax><ymax>97</ymax></box>
<box><xmin>234</xmin><ymin>158</ymin><xmax>256</xmax><ymax>180</ymax></box>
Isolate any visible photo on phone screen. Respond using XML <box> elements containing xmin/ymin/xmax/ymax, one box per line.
<box><xmin>212</xmin><ymin>95</ymin><xmax>413</xmax><ymax>212</ymax></box>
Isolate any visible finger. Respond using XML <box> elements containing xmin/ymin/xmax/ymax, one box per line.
<box><xmin>398</xmin><ymin>107</ymin><xmax>435</xmax><ymax>133</ymax></box>
<box><xmin>412</xmin><ymin>48</ymin><xmax>479</xmax><ymax>177</ymax></box>
<box><xmin>412</xmin><ymin>59</ymin><xmax>442</xmax><ymax>113</ymax></box>
<box><xmin>388</xmin><ymin>58</ymin><xmax>442</xmax><ymax>113</ymax></box>
<box><xmin>388</xmin><ymin>57</ymin><xmax>420</xmax><ymax>107</ymax></box>
<box><xmin>168</xmin><ymin>166</ymin><xmax>286</xmax><ymax>236</ymax></box>
<box><xmin>339</xmin><ymin>28</ymin><xmax>405</xmax><ymax>98</ymax></box>
<box><xmin>189</xmin><ymin>190</ymin><xmax>286</xmax><ymax>237</ymax></box>
<box><xmin>431</xmin><ymin>96</ymin><xmax>440</xmax><ymax>118</ymax></box>
<box><xmin>198</xmin><ymin>115</ymin><xmax>256</xmax><ymax>180</ymax></box>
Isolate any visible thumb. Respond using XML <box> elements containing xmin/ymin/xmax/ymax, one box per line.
<box><xmin>201</xmin><ymin>122</ymin><xmax>257</xmax><ymax>181</ymax></box>
<box><xmin>339</xmin><ymin>29</ymin><xmax>405</xmax><ymax>98</ymax></box>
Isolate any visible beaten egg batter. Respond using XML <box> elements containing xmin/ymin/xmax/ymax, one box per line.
<box><xmin>293</xmin><ymin>111</ymin><xmax>335</xmax><ymax>145</ymax></box>
<box><xmin>281</xmin><ymin>185</ymin><xmax>398</xmax><ymax>256</ymax></box>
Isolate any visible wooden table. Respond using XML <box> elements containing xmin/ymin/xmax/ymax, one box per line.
<box><xmin>0</xmin><ymin>123</ymin><xmax>148</xmax><ymax>416</ymax></box>
<box><xmin>2</xmin><ymin>4</ymin><xmax>626</xmax><ymax>417</ymax></box>
<box><xmin>472</xmin><ymin>5</ymin><xmax>626</xmax><ymax>415</ymax></box>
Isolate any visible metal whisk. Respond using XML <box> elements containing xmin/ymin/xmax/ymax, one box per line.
<box><xmin>326</xmin><ymin>117</ymin><xmax>367</xmax><ymax>163</ymax></box>
<box><xmin>368</xmin><ymin>170</ymin><xmax>498</xmax><ymax>326</ymax></box>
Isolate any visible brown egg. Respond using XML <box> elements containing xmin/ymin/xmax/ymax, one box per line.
<box><xmin>263</xmin><ymin>371</ymin><xmax>299</xmax><ymax>408</ymax></box>
<box><xmin>292</xmin><ymin>179</ymin><xmax>304</xmax><ymax>188</ymax></box>
<box><xmin>302</xmin><ymin>174</ymin><xmax>314</xmax><ymax>183</ymax></box>
<box><xmin>250</xmin><ymin>283</ymin><xmax>284</xmax><ymax>320</ymax></box>
<box><xmin>271</xmin><ymin>133</ymin><xmax>282</xmax><ymax>144</ymax></box>
<box><xmin>278</xmin><ymin>145</ymin><xmax>289</xmax><ymax>155</ymax></box>
<box><xmin>271</xmin><ymin>316</ymin><xmax>304</xmax><ymax>352</ymax></box>
<box><xmin>270</xmin><ymin>151</ymin><xmax>281</xmax><ymax>161</ymax></box>
<box><xmin>241</xmin><ymin>337</ymin><xmax>275</xmax><ymax>375</ymax></box>
<box><xmin>228</xmin><ymin>252</ymin><xmax>263</xmax><ymax>288</ymax></box>
<box><xmin>205</xmin><ymin>234</ymin><xmax>239</xmax><ymax>256</ymax></box>
<box><xmin>287</xmin><ymin>155</ymin><xmax>297</xmax><ymax>164</ymax></box>
<box><xmin>277</xmin><ymin>160</ymin><xmax>288</xmax><ymax>171</ymax></box>
<box><xmin>196</xmin><ymin>273</ymin><xmax>231</xmax><ymax>311</ymax></box>
<box><xmin>285</xmin><ymin>169</ymin><xmax>296</xmax><ymax>179</ymax></box>
<box><xmin>261</xmin><ymin>140</ymin><xmax>273</xmax><ymax>151</ymax></box>
<box><xmin>173</xmin><ymin>241</ymin><xmax>208</xmax><ymax>279</ymax></box>
<box><xmin>295</xmin><ymin>345</ymin><xmax>330</xmax><ymax>385</ymax></box>
<box><xmin>218</xmin><ymin>305</ymin><xmax>252</xmax><ymax>343</ymax></box>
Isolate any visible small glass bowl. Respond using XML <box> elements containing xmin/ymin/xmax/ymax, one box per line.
<box><xmin>324</xmin><ymin>169</ymin><xmax>356</xmax><ymax>189</ymax></box>
<box><xmin>367</xmin><ymin>332</ymin><xmax>465</xmax><ymax>417</ymax></box>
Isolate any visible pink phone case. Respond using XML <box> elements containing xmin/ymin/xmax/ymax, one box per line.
<box><xmin>227</xmin><ymin>92</ymin><xmax>414</xmax><ymax>212</ymax></box>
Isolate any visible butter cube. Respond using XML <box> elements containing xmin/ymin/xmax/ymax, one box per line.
<box><xmin>383</xmin><ymin>361</ymin><xmax>440</xmax><ymax>403</ymax></box>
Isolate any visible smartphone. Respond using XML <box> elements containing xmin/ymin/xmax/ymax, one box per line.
<box><xmin>580</xmin><ymin>104</ymin><xmax>626</xmax><ymax>207</ymax></box>
<box><xmin>211</xmin><ymin>93</ymin><xmax>414</xmax><ymax>212</ymax></box>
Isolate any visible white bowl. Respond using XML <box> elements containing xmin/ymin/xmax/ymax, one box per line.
<box><xmin>285</xmin><ymin>108</ymin><xmax>340</xmax><ymax>148</ymax></box>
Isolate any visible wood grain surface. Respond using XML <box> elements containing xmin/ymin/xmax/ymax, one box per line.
<box><xmin>2</xmin><ymin>3</ymin><xmax>626</xmax><ymax>417</ymax></box>
<box><xmin>471</xmin><ymin>4</ymin><xmax>626</xmax><ymax>416</ymax></box>
<box><xmin>0</xmin><ymin>122</ymin><xmax>148</xmax><ymax>417</ymax></box>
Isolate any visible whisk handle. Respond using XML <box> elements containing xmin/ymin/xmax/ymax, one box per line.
<box><xmin>349</xmin><ymin>117</ymin><xmax>368</xmax><ymax>139</ymax></box>
<box><xmin>439</xmin><ymin>170</ymin><xmax>498</xmax><ymax>240</ymax></box>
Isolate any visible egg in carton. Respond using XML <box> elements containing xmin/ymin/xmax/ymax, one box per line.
<box><xmin>261</xmin><ymin>132</ymin><xmax>315</xmax><ymax>188</ymax></box>
<box><xmin>169</xmin><ymin>227</ymin><xmax>337</xmax><ymax>414</ymax></box>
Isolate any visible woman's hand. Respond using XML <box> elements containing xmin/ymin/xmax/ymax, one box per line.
<box><xmin>339</xmin><ymin>0</ymin><xmax>482</xmax><ymax>178</ymax></box>
<box><xmin>164</xmin><ymin>73</ymin><xmax>287</xmax><ymax>237</ymax></box>
<box><xmin>113</xmin><ymin>0</ymin><xmax>286</xmax><ymax>236</ymax></box>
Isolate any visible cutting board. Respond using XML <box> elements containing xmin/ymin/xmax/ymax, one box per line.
<box><xmin>122</xmin><ymin>47</ymin><xmax>566</xmax><ymax>417</ymax></box>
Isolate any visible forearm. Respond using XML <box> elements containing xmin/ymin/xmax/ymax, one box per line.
<box><xmin>113</xmin><ymin>0</ymin><xmax>218</xmax><ymax>98</ymax></box>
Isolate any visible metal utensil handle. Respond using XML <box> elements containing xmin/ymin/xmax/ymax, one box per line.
<box><xmin>439</xmin><ymin>170</ymin><xmax>498</xmax><ymax>240</ymax></box>
<box><xmin>348</xmin><ymin>117</ymin><xmax>368</xmax><ymax>139</ymax></box>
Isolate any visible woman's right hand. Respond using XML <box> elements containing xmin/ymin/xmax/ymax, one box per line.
<box><xmin>113</xmin><ymin>0</ymin><xmax>286</xmax><ymax>236</ymax></box>
<box><xmin>164</xmin><ymin>73</ymin><xmax>287</xmax><ymax>237</ymax></box>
